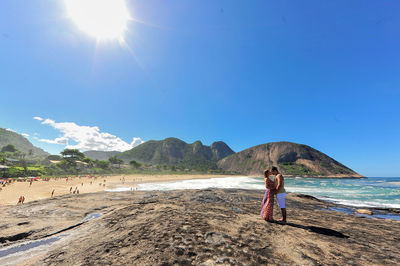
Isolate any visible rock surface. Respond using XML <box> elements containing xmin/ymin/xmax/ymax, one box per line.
<box><xmin>217</xmin><ymin>141</ymin><xmax>363</xmax><ymax>177</ymax></box>
<box><xmin>1</xmin><ymin>189</ymin><xmax>399</xmax><ymax>265</ymax></box>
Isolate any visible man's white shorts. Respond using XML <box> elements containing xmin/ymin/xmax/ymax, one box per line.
<box><xmin>276</xmin><ymin>193</ymin><xmax>287</xmax><ymax>208</ymax></box>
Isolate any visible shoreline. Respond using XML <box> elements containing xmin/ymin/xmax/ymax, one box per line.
<box><xmin>283</xmin><ymin>175</ymin><xmax>365</xmax><ymax>179</ymax></box>
<box><xmin>0</xmin><ymin>174</ymin><xmax>235</xmax><ymax>206</ymax></box>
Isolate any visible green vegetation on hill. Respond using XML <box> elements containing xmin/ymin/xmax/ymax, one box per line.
<box><xmin>83</xmin><ymin>150</ymin><xmax>121</xmax><ymax>161</ymax></box>
<box><xmin>278</xmin><ymin>162</ymin><xmax>322</xmax><ymax>176</ymax></box>
<box><xmin>0</xmin><ymin>127</ymin><xmax>49</xmax><ymax>159</ymax></box>
<box><xmin>117</xmin><ymin>137</ymin><xmax>235</xmax><ymax>171</ymax></box>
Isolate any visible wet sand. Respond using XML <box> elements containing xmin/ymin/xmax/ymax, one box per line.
<box><xmin>1</xmin><ymin>189</ymin><xmax>399</xmax><ymax>265</ymax></box>
<box><xmin>0</xmin><ymin>174</ymin><xmax>231</xmax><ymax>206</ymax></box>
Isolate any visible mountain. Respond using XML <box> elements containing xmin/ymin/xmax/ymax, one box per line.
<box><xmin>0</xmin><ymin>128</ymin><xmax>49</xmax><ymax>159</ymax></box>
<box><xmin>83</xmin><ymin>150</ymin><xmax>121</xmax><ymax>161</ymax></box>
<box><xmin>217</xmin><ymin>141</ymin><xmax>363</xmax><ymax>178</ymax></box>
<box><xmin>117</xmin><ymin>137</ymin><xmax>235</xmax><ymax>169</ymax></box>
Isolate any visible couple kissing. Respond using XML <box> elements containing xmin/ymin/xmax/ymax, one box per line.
<box><xmin>260</xmin><ymin>166</ymin><xmax>287</xmax><ymax>223</ymax></box>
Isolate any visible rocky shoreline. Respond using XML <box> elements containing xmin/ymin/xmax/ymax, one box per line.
<box><xmin>282</xmin><ymin>175</ymin><xmax>365</xmax><ymax>179</ymax></box>
<box><xmin>1</xmin><ymin>189</ymin><xmax>399</xmax><ymax>265</ymax></box>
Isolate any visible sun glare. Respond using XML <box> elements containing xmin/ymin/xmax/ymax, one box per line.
<box><xmin>65</xmin><ymin>0</ymin><xmax>130</xmax><ymax>41</ymax></box>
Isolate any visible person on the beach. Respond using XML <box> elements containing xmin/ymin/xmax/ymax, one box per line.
<box><xmin>261</xmin><ymin>169</ymin><xmax>275</xmax><ymax>222</ymax></box>
<box><xmin>51</xmin><ymin>189</ymin><xmax>55</xmax><ymax>197</ymax></box>
<box><xmin>270</xmin><ymin>166</ymin><xmax>287</xmax><ymax>223</ymax></box>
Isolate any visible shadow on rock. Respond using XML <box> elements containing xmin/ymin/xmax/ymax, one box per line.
<box><xmin>279</xmin><ymin>222</ymin><xmax>349</xmax><ymax>238</ymax></box>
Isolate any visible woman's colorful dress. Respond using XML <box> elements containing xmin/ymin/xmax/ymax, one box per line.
<box><xmin>260</xmin><ymin>177</ymin><xmax>275</xmax><ymax>221</ymax></box>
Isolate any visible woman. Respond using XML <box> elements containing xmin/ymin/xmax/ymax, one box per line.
<box><xmin>260</xmin><ymin>169</ymin><xmax>275</xmax><ymax>222</ymax></box>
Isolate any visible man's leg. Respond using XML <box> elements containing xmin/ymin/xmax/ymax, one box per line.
<box><xmin>276</xmin><ymin>193</ymin><xmax>287</xmax><ymax>223</ymax></box>
<box><xmin>280</xmin><ymin>208</ymin><xmax>286</xmax><ymax>223</ymax></box>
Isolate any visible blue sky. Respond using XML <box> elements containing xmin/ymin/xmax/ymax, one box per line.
<box><xmin>1</xmin><ymin>0</ymin><xmax>399</xmax><ymax>176</ymax></box>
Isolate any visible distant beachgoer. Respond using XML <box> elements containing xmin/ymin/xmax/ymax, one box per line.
<box><xmin>30</xmin><ymin>179</ymin><xmax>33</xmax><ymax>186</ymax></box>
<box><xmin>77</xmin><ymin>189</ymin><xmax>79</xmax><ymax>194</ymax></box>
<box><xmin>70</xmin><ymin>187</ymin><xmax>72</xmax><ymax>192</ymax></box>
<box><xmin>81</xmin><ymin>183</ymin><xmax>83</xmax><ymax>186</ymax></box>
<box><xmin>22</xmin><ymin>196</ymin><xmax>25</xmax><ymax>204</ymax></box>
<box><xmin>271</xmin><ymin>166</ymin><xmax>287</xmax><ymax>223</ymax></box>
<box><xmin>51</xmin><ymin>189</ymin><xmax>55</xmax><ymax>197</ymax></box>
<box><xmin>261</xmin><ymin>170</ymin><xmax>275</xmax><ymax>222</ymax></box>
<box><xmin>17</xmin><ymin>196</ymin><xmax>22</xmax><ymax>205</ymax></box>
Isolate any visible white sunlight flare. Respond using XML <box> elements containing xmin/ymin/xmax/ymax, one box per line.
<box><xmin>65</xmin><ymin>0</ymin><xmax>130</xmax><ymax>41</ymax></box>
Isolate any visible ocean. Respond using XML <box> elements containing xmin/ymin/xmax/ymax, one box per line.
<box><xmin>133</xmin><ymin>176</ymin><xmax>400</xmax><ymax>210</ymax></box>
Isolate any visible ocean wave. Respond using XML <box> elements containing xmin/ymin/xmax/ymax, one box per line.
<box><xmin>137</xmin><ymin>177</ymin><xmax>265</xmax><ymax>191</ymax></box>
<box><xmin>105</xmin><ymin>187</ymin><xmax>133</xmax><ymax>192</ymax></box>
<box><xmin>316</xmin><ymin>196</ymin><xmax>400</xmax><ymax>209</ymax></box>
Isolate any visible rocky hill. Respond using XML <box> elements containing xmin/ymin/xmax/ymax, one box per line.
<box><xmin>217</xmin><ymin>141</ymin><xmax>363</xmax><ymax>177</ymax></box>
<box><xmin>0</xmin><ymin>127</ymin><xmax>49</xmax><ymax>159</ymax></box>
<box><xmin>83</xmin><ymin>150</ymin><xmax>121</xmax><ymax>161</ymax></box>
<box><xmin>117</xmin><ymin>137</ymin><xmax>235</xmax><ymax>170</ymax></box>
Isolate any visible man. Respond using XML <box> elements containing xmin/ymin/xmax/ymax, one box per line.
<box><xmin>271</xmin><ymin>166</ymin><xmax>287</xmax><ymax>223</ymax></box>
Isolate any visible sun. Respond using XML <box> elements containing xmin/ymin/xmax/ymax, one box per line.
<box><xmin>65</xmin><ymin>0</ymin><xmax>130</xmax><ymax>41</ymax></box>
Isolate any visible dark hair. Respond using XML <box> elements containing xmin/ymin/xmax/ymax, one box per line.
<box><xmin>263</xmin><ymin>169</ymin><xmax>270</xmax><ymax>178</ymax></box>
<box><xmin>270</xmin><ymin>166</ymin><xmax>278</xmax><ymax>172</ymax></box>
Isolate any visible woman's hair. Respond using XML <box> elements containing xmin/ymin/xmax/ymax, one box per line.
<box><xmin>263</xmin><ymin>169</ymin><xmax>270</xmax><ymax>178</ymax></box>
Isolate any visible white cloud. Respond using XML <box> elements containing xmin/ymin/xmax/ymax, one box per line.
<box><xmin>33</xmin><ymin>116</ymin><xmax>43</xmax><ymax>121</ymax></box>
<box><xmin>5</xmin><ymin>128</ymin><xmax>30</xmax><ymax>138</ymax></box>
<box><xmin>36</xmin><ymin>118</ymin><xmax>144</xmax><ymax>152</ymax></box>
<box><xmin>38</xmin><ymin>136</ymin><xmax>68</xmax><ymax>145</ymax></box>
<box><xmin>131</xmin><ymin>137</ymin><xmax>143</xmax><ymax>148</ymax></box>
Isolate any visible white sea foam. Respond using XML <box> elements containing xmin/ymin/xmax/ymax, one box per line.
<box><xmin>136</xmin><ymin>176</ymin><xmax>264</xmax><ymax>191</ymax></box>
<box><xmin>105</xmin><ymin>187</ymin><xmax>133</xmax><ymax>192</ymax></box>
<box><xmin>317</xmin><ymin>196</ymin><xmax>400</xmax><ymax>209</ymax></box>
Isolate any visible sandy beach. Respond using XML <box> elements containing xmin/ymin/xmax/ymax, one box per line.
<box><xmin>0</xmin><ymin>174</ymin><xmax>232</xmax><ymax>206</ymax></box>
